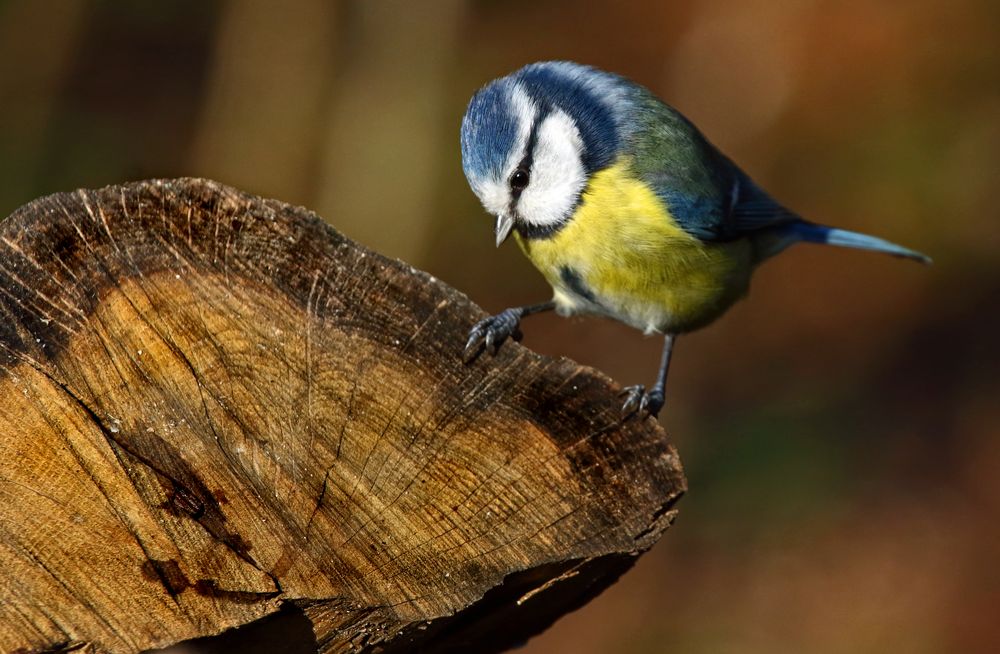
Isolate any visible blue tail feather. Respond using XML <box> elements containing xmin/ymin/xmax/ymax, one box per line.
<box><xmin>780</xmin><ymin>221</ymin><xmax>931</xmax><ymax>264</ymax></box>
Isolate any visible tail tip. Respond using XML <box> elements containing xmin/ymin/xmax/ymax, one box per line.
<box><xmin>900</xmin><ymin>250</ymin><xmax>933</xmax><ymax>265</ymax></box>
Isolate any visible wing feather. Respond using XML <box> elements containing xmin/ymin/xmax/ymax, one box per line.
<box><xmin>625</xmin><ymin>87</ymin><xmax>798</xmax><ymax>242</ymax></box>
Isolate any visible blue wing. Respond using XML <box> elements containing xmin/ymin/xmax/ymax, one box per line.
<box><xmin>654</xmin><ymin>163</ymin><xmax>798</xmax><ymax>243</ymax></box>
<box><xmin>622</xmin><ymin>90</ymin><xmax>798</xmax><ymax>242</ymax></box>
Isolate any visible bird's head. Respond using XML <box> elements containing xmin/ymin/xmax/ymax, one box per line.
<box><xmin>460</xmin><ymin>61</ymin><xmax>627</xmax><ymax>245</ymax></box>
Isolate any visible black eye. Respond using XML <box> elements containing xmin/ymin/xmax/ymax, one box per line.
<box><xmin>509</xmin><ymin>169</ymin><xmax>530</xmax><ymax>191</ymax></box>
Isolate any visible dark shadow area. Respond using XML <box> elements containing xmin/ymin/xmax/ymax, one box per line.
<box><xmin>145</xmin><ymin>603</ymin><xmax>317</xmax><ymax>654</ymax></box>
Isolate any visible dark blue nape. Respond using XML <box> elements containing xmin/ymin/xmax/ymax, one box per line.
<box><xmin>461</xmin><ymin>80</ymin><xmax>519</xmax><ymax>181</ymax></box>
<box><xmin>514</xmin><ymin>63</ymin><xmax>621</xmax><ymax>174</ymax></box>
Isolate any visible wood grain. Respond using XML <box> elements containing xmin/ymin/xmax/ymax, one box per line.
<box><xmin>0</xmin><ymin>179</ymin><xmax>685</xmax><ymax>653</ymax></box>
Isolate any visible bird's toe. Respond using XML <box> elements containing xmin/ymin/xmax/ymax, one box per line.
<box><xmin>463</xmin><ymin>319</ymin><xmax>491</xmax><ymax>362</ymax></box>
<box><xmin>619</xmin><ymin>384</ymin><xmax>646</xmax><ymax>417</ymax></box>
<box><xmin>464</xmin><ymin>310</ymin><xmax>522</xmax><ymax>363</ymax></box>
<box><xmin>619</xmin><ymin>385</ymin><xmax>664</xmax><ymax>419</ymax></box>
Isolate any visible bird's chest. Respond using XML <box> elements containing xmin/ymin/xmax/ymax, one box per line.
<box><xmin>514</xmin><ymin>164</ymin><xmax>752</xmax><ymax>333</ymax></box>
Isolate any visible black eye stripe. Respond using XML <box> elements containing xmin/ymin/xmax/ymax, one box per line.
<box><xmin>508</xmin><ymin>106</ymin><xmax>549</xmax><ymax>202</ymax></box>
<box><xmin>522</xmin><ymin>105</ymin><xmax>548</xmax><ymax>168</ymax></box>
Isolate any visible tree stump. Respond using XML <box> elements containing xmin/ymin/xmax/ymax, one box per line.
<box><xmin>0</xmin><ymin>179</ymin><xmax>685</xmax><ymax>653</ymax></box>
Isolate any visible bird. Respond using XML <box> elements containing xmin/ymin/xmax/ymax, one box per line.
<box><xmin>459</xmin><ymin>61</ymin><xmax>929</xmax><ymax>418</ymax></box>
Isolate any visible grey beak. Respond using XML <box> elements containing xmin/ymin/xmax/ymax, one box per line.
<box><xmin>495</xmin><ymin>214</ymin><xmax>515</xmax><ymax>247</ymax></box>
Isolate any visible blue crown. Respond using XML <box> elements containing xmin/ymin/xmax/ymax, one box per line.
<box><xmin>461</xmin><ymin>79</ymin><xmax>520</xmax><ymax>182</ymax></box>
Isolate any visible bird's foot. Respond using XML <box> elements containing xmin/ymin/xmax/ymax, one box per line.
<box><xmin>619</xmin><ymin>384</ymin><xmax>665</xmax><ymax>419</ymax></box>
<box><xmin>464</xmin><ymin>309</ymin><xmax>524</xmax><ymax>362</ymax></box>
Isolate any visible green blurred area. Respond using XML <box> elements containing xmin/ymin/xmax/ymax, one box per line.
<box><xmin>1</xmin><ymin>0</ymin><xmax>997</xmax><ymax>652</ymax></box>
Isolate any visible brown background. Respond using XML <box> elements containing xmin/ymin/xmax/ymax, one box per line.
<box><xmin>1</xmin><ymin>1</ymin><xmax>996</xmax><ymax>652</ymax></box>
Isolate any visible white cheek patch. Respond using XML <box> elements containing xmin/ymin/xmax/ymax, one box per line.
<box><xmin>475</xmin><ymin>179</ymin><xmax>509</xmax><ymax>217</ymax></box>
<box><xmin>518</xmin><ymin>110</ymin><xmax>587</xmax><ymax>227</ymax></box>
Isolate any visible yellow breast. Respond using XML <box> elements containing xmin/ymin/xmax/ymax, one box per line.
<box><xmin>515</xmin><ymin>156</ymin><xmax>754</xmax><ymax>334</ymax></box>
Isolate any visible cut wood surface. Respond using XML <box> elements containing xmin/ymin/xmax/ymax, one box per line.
<box><xmin>0</xmin><ymin>179</ymin><xmax>685</xmax><ymax>653</ymax></box>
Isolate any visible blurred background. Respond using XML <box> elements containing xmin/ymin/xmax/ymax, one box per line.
<box><xmin>1</xmin><ymin>0</ymin><xmax>997</xmax><ymax>652</ymax></box>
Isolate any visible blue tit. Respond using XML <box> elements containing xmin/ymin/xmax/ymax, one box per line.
<box><xmin>459</xmin><ymin>61</ymin><xmax>929</xmax><ymax>418</ymax></box>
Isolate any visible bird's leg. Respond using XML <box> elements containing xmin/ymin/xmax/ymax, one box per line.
<box><xmin>464</xmin><ymin>300</ymin><xmax>556</xmax><ymax>362</ymax></box>
<box><xmin>647</xmin><ymin>333</ymin><xmax>676</xmax><ymax>415</ymax></box>
<box><xmin>621</xmin><ymin>333</ymin><xmax>676</xmax><ymax>418</ymax></box>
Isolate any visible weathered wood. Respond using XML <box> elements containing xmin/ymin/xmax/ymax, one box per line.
<box><xmin>0</xmin><ymin>179</ymin><xmax>685</xmax><ymax>653</ymax></box>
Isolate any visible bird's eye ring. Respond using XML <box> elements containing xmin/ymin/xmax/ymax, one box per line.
<box><xmin>510</xmin><ymin>169</ymin><xmax>530</xmax><ymax>191</ymax></box>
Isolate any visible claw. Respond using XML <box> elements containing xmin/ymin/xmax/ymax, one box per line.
<box><xmin>619</xmin><ymin>384</ymin><xmax>645</xmax><ymax>417</ymax></box>
<box><xmin>619</xmin><ymin>384</ymin><xmax>665</xmax><ymax>419</ymax></box>
<box><xmin>463</xmin><ymin>329</ymin><xmax>483</xmax><ymax>362</ymax></box>
<box><xmin>464</xmin><ymin>329</ymin><xmax>480</xmax><ymax>353</ymax></box>
<box><xmin>463</xmin><ymin>308</ymin><xmax>523</xmax><ymax>364</ymax></box>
